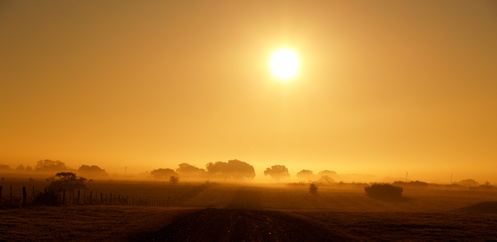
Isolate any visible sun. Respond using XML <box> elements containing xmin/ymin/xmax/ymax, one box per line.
<box><xmin>270</xmin><ymin>48</ymin><xmax>299</xmax><ymax>80</ymax></box>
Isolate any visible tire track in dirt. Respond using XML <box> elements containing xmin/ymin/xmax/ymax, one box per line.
<box><xmin>131</xmin><ymin>186</ymin><xmax>356</xmax><ymax>241</ymax></box>
<box><xmin>224</xmin><ymin>186</ymin><xmax>263</xmax><ymax>210</ymax></box>
<box><xmin>132</xmin><ymin>209</ymin><xmax>354</xmax><ymax>241</ymax></box>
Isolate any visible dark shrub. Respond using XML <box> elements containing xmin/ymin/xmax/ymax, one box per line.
<box><xmin>309</xmin><ymin>183</ymin><xmax>318</xmax><ymax>194</ymax></box>
<box><xmin>46</xmin><ymin>172</ymin><xmax>87</xmax><ymax>193</ymax></box>
<box><xmin>2</xmin><ymin>197</ymin><xmax>22</xmax><ymax>208</ymax></box>
<box><xmin>34</xmin><ymin>191</ymin><xmax>59</xmax><ymax>206</ymax></box>
<box><xmin>169</xmin><ymin>176</ymin><xmax>179</xmax><ymax>185</ymax></box>
<box><xmin>365</xmin><ymin>183</ymin><xmax>403</xmax><ymax>199</ymax></box>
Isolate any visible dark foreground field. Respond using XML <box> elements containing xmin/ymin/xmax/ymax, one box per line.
<box><xmin>1</xmin><ymin>184</ymin><xmax>497</xmax><ymax>241</ymax></box>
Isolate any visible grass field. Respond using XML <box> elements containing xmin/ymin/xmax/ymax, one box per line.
<box><xmin>1</xmin><ymin>178</ymin><xmax>497</xmax><ymax>241</ymax></box>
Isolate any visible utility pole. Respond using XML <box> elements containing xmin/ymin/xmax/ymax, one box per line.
<box><xmin>405</xmin><ymin>171</ymin><xmax>408</xmax><ymax>182</ymax></box>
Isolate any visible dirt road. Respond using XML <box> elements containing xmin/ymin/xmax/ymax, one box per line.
<box><xmin>132</xmin><ymin>187</ymin><xmax>354</xmax><ymax>241</ymax></box>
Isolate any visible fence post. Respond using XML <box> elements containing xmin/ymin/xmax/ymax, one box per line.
<box><xmin>22</xmin><ymin>186</ymin><xmax>27</xmax><ymax>206</ymax></box>
<box><xmin>62</xmin><ymin>190</ymin><xmax>66</xmax><ymax>205</ymax></box>
<box><xmin>77</xmin><ymin>191</ymin><xmax>80</xmax><ymax>204</ymax></box>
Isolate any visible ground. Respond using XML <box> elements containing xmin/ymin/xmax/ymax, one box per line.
<box><xmin>1</xmin><ymin>182</ymin><xmax>497</xmax><ymax>241</ymax></box>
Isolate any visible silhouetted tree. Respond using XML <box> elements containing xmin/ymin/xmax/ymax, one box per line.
<box><xmin>169</xmin><ymin>176</ymin><xmax>179</xmax><ymax>185</ymax></box>
<box><xmin>457</xmin><ymin>179</ymin><xmax>479</xmax><ymax>187</ymax></box>
<box><xmin>25</xmin><ymin>166</ymin><xmax>33</xmax><ymax>171</ymax></box>
<box><xmin>318</xmin><ymin>170</ymin><xmax>337</xmax><ymax>177</ymax></box>
<box><xmin>318</xmin><ymin>170</ymin><xmax>337</xmax><ymax>184</ymax></box>
<box><xmin>46</xmin><ymin>172</ymin><xmax>87</xmax><ymax>193</ymax></box>
<box><xmin>296</xmin><ymin>169</ymin><xmax>315</xmax><ymax>181</ymax></box>
<box><xmin>78</xmin><ymin>165</ymin><xmax>109</xmax><ymax>177</ymax></box>
<box><xmin>151</xmin><ymin>168</ymin><xmax>178</xmax><ymax>179</ymax></box>
<box><xmin>393</xmin><ymin>180</ymin><xmax>429</xmax><ymax>187</ymax></box>
<box><xmin>264</xmin><ymin>165</ymin><xmax>290</xmax><ymax>181</ymax></box>
<box><xmin>35</xmin><ymin>159</ymin><xmax>67</xmax><ymax>172</ymax></box>
<box><xmin>206</xmin><ymin>159</ymin><xmax>255</xmax><ymax>180</ymax></box>
<box><xmin>16</xmin><ymin>164</ymin><xmax>25</xmax><ymax>171</ymax></box>
<box><xmin>480</xmin><ymin>181</ymin><xmax>494</xmax><ymax>189</ymax></box>
<box><xmin>309</xmin><ymin>183</ymin><xmax>318</xmax><ymax>194</ymax></box>
<box><xmin>176</xmin><ymin>163</ymin><xmax>206</xmax><ymax>178</ymax></box>
<box><xmin>0</xmin><ymin>164</ymin><xmax>11</xmax><ymax>170</ymax></box>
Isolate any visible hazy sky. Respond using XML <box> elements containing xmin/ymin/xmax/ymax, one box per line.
<box><xmin>1</xmin><ymin>0</ymin><xmax>496</xmax><ymax>183</ymax></box>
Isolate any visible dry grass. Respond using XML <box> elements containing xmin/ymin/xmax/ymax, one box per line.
<box><xmin>0</xmin><ymin>206</ymin><xmax>199</xmax><ymax>241</ymax></box>
<box><xmin>291</xmin><ymin>211</ymin><xmax>497</xmax><ymax>240</ymax></box>
<box><xmin>1</xmin><ymin>180</ymin><xmax>497</xmax><ymax>240</ymax></box>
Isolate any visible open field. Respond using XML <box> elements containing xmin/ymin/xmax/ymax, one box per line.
<box><xmin>1</xmin><ymin>180</ymin><xmax>497</xmax><ymax>241</ymax></box>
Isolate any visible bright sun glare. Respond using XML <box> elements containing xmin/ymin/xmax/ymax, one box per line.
<box><xmin>270</xmin><ymin>49</ymin><xmax>299</xmax><ymax>80</ymax></box>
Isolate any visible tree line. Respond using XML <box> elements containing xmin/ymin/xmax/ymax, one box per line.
<box><xmin>0</xmin><ymin>159</ymin><xmax>108</xmax><ymax>178</ymax></box>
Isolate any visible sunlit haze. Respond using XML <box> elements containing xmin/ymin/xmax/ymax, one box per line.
<box><xmin>1</xmin><ymin>0</ymin><xmax>497</xmax><ymax>183</ymax></box>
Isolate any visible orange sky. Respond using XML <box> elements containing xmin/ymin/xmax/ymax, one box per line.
<box><xmin>1</xmin><ymin>0</ymin><xmax>496</xmax><ymax>183</ymax></box>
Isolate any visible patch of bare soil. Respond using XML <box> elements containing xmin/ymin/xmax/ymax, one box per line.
<box><xmin>224</xmin><ymin>186</ymin><xmax>263</xmax><ymax>210</ymax></box>
<box><xmin>132</xmin><ymin>187</ymin><xmax>355</xmax><ymax>241</ymax></box>
<box><xmin>131</xmin><ymin>209</ymin><xmax>354</xmax><ymax>241</ymax></box>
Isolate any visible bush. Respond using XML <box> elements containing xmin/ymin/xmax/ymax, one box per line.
<box><xmin>309</xmin><ymin>183</ymin><xmax>318</xmax><ymax>194</ymax></box>
<box><xmin>33</xmin><ymin>191</ymin><xmax>59</xmax><ymax>206</ymax></box>
<box><xmin>364</xmin><ymin>183</ymin><xmax>403</xmax><ymax>200</ymax></box>
<box><xmin>169</xmin><ymin>176</ymin><xmax>179</xmax><ymax>185</ymax></box>
<box><xmin>46</xmin><ymin>172</ymin><xmax>87</xmax><ymax>193</ymax></box>
<box><xmin>1</xmin><ymin>197</ymin><xmax>22</xmax><ymax>208</ymax></box>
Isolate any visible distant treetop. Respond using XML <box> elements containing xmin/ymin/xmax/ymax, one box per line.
<box><xmin>78</xmin><ymin>165</ymin><xmax>109</xmax><ymax>177</ymax></box>
<box><xmin>176</xmin><ymin>163</ymin><xmax>206</xmax><ymax>177</ymax></box>
<box><xmin>206</xmin><ymin>159</ymin><xmax>255</xmax><ymax>180</ymax></box>
<box><xmin>264</xmin><ymin>165</ymin><xmax>290</xmax><ymax>181</ymax></box>
<box><xmin>35</xmin><ymin>159</ymin><xmax>67</xmax><ymax>172</ymax></box>
<box><xmin>151</xmin><ymin>168</ymin><xmax>178</xmax><ymax>179</ymax></box>
<box><xmin>296</xmin><ymin>169</ymin><xmax>315</xmax><ymax>181</ymax></box>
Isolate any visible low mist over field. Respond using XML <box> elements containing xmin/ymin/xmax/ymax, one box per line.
<box><xmin>2</xmin><ymin>158</ymin><xmax>495</xmax><ymax>186</ymax></box>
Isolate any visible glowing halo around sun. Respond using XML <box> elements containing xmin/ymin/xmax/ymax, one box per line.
<box><xmin>270</xmin><ymin>48</ymin><xmax>299</xmax><ymax>80</ymax></box>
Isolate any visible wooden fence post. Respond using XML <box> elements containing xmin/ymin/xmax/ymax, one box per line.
<box><xmin>22</xmin><ymin>186</ymin><xmax>27</xmax><ymax>206</ymax></box>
